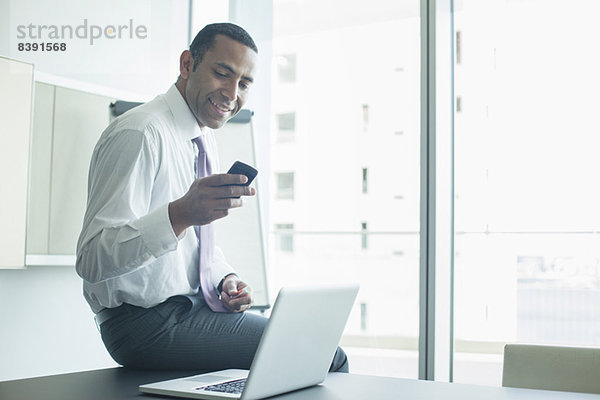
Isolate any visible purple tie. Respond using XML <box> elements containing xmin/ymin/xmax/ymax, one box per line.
<box><xmin>193</xmin><ymin>136</ymin><xmax>228</xmax><ymax>312</ymax></box>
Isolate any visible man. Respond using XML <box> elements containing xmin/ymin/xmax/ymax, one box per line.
<box><xmin>76</xmin><ymin>23</ymin><xmax>348</xmax><ymax>372</ymax></box>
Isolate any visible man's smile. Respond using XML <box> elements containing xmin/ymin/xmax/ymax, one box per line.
<box><xmin>208</xmin><ymin>97</ymin><xmax>234</xmax><ymax>115</ymax></box>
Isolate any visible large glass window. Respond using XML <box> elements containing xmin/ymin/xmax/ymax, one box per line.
<box><xmin>453</xmin><ymin>0</ymin><xmax>600</xmax><ymax>385</ymax></box>
<box><xmin>270</xmin><ymin>0</ymin><xmax>421</xmax><ymax>378</ymax></box>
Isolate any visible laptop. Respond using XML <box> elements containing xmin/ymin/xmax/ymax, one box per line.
<box><xmin>139</xmin><ymin>284</ymin><xmax>359</xmax><ymax>400</ymax></box>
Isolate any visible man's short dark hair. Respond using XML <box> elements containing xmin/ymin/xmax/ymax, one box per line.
<box><xmin>190</xmin><ymin>23</ymin><xmax>258</xmax><ymax>71</ymax></box>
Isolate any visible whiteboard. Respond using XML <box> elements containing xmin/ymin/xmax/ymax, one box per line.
<box><xmin>213</xmin><ymin>114</ymin><xmax>270</xmax><ymax>309</ymax></box>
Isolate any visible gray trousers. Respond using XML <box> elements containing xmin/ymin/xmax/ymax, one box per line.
<box><xmin>99</xmin><ymin>295</ymin><xmax>349</xmax><ymax>372</ymax></box>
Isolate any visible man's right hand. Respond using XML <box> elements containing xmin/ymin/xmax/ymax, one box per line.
<box><xmin>168</xmin><ymin>173</ymin><xmax>255</xmax><ymax>236</ymax></box>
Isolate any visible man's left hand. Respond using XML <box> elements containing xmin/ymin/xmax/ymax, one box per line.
<box><xmin>220</xmin><ymin>275</ymin><xmax>253</xmax><ymax>312</ymax></box>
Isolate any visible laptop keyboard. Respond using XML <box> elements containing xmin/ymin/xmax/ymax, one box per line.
<box><xmin>199</xmin><ymin>378</ymin><xmax>246</xmax><ymax>394</ymax></box>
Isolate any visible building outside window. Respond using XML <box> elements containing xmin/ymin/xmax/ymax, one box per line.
<box><xmin>268</xmin><ymin>0</ymin><xmax>600</xmax><ymax>385</ymax></box>
<box><xmin>452</xmin><ymin>0</ymin><xmax>600</xmax><ymax>385</ymax></box>
<box><xmin>270</xmin><ymin>0</ymin><xmax>421</xmax><ymax>380</ymax></box>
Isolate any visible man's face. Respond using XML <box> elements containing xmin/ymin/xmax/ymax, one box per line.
<box><xmin>182</xmin><ymin>35</ymin><xmax>257</xmax><ymax>129</ymax></box>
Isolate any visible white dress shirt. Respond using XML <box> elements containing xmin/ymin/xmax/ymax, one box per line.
<box><xmin>76</xmin><ymin>85</ymin><xmax>235</xmax><ymax>313</ymax></box>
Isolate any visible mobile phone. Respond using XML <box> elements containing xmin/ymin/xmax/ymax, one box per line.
<box><xmin>227</xmin><ymin>161</ymin><xmax>258</xmax><ymax>186</ymax></box>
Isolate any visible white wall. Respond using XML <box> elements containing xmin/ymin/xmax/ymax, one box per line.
<box><xmin>0</xmin><ymin>266</ymin><xmax>117</xmax><ymax>381</ymax></box>
<box><xmin>0</xmin><ymin>0</ymin><xmax>189</xmax><ymax>100</ymax></box>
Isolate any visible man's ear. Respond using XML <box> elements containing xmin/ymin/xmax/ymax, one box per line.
<box><xmin>179</xmin><ymin>50</ymin><xmax>194</xmax><ymax>80</ymax></box>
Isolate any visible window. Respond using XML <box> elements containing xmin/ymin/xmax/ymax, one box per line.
<box><xmin>360</xmin><ymin>302</ymin><xmax>368</xmax><ymax>331</ymax></box>
<box><xmin>276</xmin><ymin>172</ymin><xmax>294</xmax><ymax>199</ymax></box>
<box><xmin>361</xmin><ymin>222</ymin><xmax>368</xmax><ymax>250</ymax></box>
<box><xmin>270</xmin><ymin>0</ymin><xmax>421</xmax><ymax>380</ymax></box>
<box><xmin>362</xmin><ymin>104</ymin><xmax>369</xmax><ymax>132</ymax></box>
<box><xmin>254</xmin><ymin>0</ymin><xmax>600</xmax><ymax>384</ymax></box>
<box><xmin>362</xmin><ymin>167</ymin><xmax>368</xmax><ymax>194</ymax></box>
<box><xmin>275</xmin><ymin>223</ymin><xmax>294</xmax><ymax>252</ymax></box>
<box><xmin>277</xmin><ymin>112</ymin><xmax>295</xmax><ymax>131</ymax></box>
<box><xmin>276</xmin><ymin>54</ymin><xmax>296</xmax><ymax>83</ymax></box>
<box><xmin>453</xmin><ymin>0</ymin><xmax>600</xmax><ymax>385</ymax></box>
<box><xmin>276</xmin><ymin>112</ymin><xmax>296</xmax><ymax>142</ymax></box>
<box><xmin>455</xmin><ymin>30</ymin><xmax>462</xmax><ymax>64</ymax></box>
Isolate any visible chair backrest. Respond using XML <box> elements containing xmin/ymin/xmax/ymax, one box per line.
<box><xmin>502</xmin><ymin>344</ymin><xmax>600</xmax><ymax>394</ymax></box>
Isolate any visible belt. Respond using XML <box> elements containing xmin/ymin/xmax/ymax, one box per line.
<box><xmin>94</xmin><ymin>306</ymin><xmax>123</xmax><ymax>330</ymax></box>
<box><xmin>93</xmin><ymin>296</ymin><xmax>192</xmax><ymax>331</ymax></box>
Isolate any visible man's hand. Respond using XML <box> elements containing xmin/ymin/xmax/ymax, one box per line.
<box><xmin>169</xmin><ymin>174</ymin><xmax>255</xmax><ymax>236</ymax></box>
<box><xmin>220</xmin><ymin>275</ymin><xmax>253</xmax><ymax>313</ymax></box>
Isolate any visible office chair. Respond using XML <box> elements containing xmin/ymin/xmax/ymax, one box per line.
<box><xmin>502</xmin><ymin>343</ymin><xmax>600</xmax><ymax>394</ymax></box>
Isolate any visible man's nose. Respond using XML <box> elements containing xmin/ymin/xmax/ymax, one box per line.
<box><xmin>220</xmin><ymin>81</ymin><xmax>238</xmax><ymax>102</ymax></box>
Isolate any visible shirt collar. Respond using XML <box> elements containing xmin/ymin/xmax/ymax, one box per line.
<box><xmin>163</xmin><ymin>84</ymin><xmax>203</xmax><ymax>141</ymax></box>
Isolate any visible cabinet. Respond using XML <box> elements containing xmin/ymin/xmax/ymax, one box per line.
<box><xmin>27</xmin><ymin>83</ymin><xmax>115</xmax><ymax>259</ymax></box>
<box><xmin>0</xmin><ymin>57</ymin><xmax>34</xmax><ymax>268</ymax></box>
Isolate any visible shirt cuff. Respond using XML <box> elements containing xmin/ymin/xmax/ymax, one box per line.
<box><xmin>130</xmin><ymin>203</ymin><xmax>179</xmax><ymax>258</ymax></box>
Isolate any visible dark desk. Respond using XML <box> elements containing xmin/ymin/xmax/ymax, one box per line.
<box><xmin>2</xmin><ymin>367</ymin><xmax>600</xmax><ymax>400</ymax></box>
